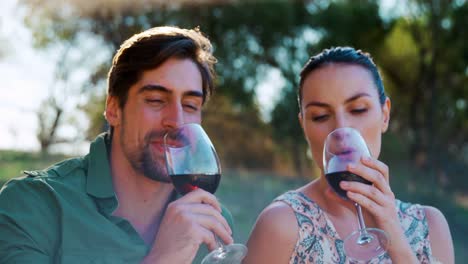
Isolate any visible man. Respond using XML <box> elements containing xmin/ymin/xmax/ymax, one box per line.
<box><xmin>0</xmin><ymin>26</ymin><xmax>233</xmax><ymax>263</ymax></box>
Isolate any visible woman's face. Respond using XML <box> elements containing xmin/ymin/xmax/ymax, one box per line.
<box><xmin>299</xmin><ymin>63</ymin><xmax>391</xmax><ymax>173</ymax></box>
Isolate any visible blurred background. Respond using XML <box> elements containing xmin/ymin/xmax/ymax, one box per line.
<box><xmin>0</xmin><ymin>0</ymin><xmax>467</xmax><ymax>262</ymax></box>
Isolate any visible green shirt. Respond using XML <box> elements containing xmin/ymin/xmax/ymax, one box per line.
<box><xmin>0</xmin><ymin>133</ymin><xmax>233</xmax><ymax>263</ymax></box>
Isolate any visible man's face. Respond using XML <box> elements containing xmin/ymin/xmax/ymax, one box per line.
<box><xmin>106</xmin><ymin>58</ymin><xmax>203</xmax><ymax>182</ymax></box>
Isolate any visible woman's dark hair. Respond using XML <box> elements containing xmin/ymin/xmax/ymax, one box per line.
<box><xmin>107</xmin><ymin>26</ymin><xmax>217</xmax><ymax>108</ymax></box>
<box><xmin>298</xmin><ymin>47</ymin><xmax>386</xmax><ymax>109</ymax></box>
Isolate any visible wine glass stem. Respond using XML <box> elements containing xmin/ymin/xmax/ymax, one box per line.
<box><xmin>214</xmin><ymin>235</ymin><xmax>227</xmax><ymax>258</ymax></box>
<box><xmin>354</xmin><ymin>203</ymin><xmax>367</xmax><ymax>231</ymax></box>
<box><xmin>354</xmin><ymin>203</ymin><xmax>372</xmax><ymax>245</ymax></box>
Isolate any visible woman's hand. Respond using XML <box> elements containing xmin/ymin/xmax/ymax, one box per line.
<box><xmin>340</xmin><ymin>156</ymin><xmax>397</xmax><ymax>230</ymax></box>
<box><xmin>339</xmin><ymin>157</ymin><xmax>419</xmax><ymax>263</ymax></box>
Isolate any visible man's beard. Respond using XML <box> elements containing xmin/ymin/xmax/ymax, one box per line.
<box><xmin>121</xmin><ymin>129</ymin><xmax>171</xmax><ymax>183</ymax></box>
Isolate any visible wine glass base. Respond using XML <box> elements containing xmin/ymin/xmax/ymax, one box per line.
<box><xmin>343</xmin><ymin>228</ymin><xmax>388</xmax><ymax>262</ymax></box>
<box><xmin>201</xmin><ymin>243</ymin><xmax>248</xmax><ymax>264</ymax></box>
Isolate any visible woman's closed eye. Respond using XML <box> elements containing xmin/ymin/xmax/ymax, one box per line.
<box><xmin>351</xmin><ymin>108</ymin><xmax>368</xmax><ymax>114</ymax></box>
<box><xmin>312</xmin><ymin>114</ymin><xmax>329</xmax><ymax>122</ymax></box>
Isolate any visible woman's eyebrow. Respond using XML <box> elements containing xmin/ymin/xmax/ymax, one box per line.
<box><xmin>345</xmin><ymin>92</ymin><xmax>371</xmax><ymax>103</ymax></box>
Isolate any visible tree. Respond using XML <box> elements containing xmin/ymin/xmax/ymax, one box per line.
<box><xmin>377</xmin><ymin>0</ymin><xmax>468</xmax><ymax>190</ymax></box>
<box><xmin>19</xmin><ymin>0</ymin><xmax>467</xmax><ymax>182</ymax></box>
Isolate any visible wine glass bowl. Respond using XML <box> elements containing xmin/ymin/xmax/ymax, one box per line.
<box><xmin>164</xmin><ymin>124</ymin><xmax>221</xmax><ymax>195</ymax></box>
<box><xmin>323</xmin><ymin>127</ymin><xmax>389</xmax><ymax>261</ymax></box>
<box><xmin>323</xmin><ymin>127</ymin><xmax>372</xmax><ymax>199</ymax></box>
<box><xmin>164</xmin><ymin>123</ymin><xmax>247</xmax><ymax>264</ymax></box>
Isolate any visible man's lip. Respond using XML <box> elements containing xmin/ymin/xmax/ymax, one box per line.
<box><xmin>151</xmin><ymin>140</ymin><xmax>182</xmax><ymax>149</ymax></box>
<box><xmin>161</xmin><ymin>140</ymin><xmax>185</xmax><ymax>148</ymax></box>
<box><xmin>151</xmin><ymin>141</ymin><xmax>165</xmax><ymax>151</ymax></box>
<box><xmin>151</xmin><ymin>140</ymin><xmax>163</xmax><ymax>145</ymax></box>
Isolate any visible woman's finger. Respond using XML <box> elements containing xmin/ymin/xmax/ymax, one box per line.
<box><xmin>347</xmin><ymin>161</ymin><xmax>392</xmax><ymax>196</ymax></box>
<box><xmin>362</xmin><ymin>157</ymin><xmax>390</xmax><ymax>182</ymax></box>
<box><xmin>341</xmin><ymin>181</ymin><xmax>389</xmax><ymax>207</ymax></box>
<box><xmin>346</xmin><ymin>191</ymin><xmax>383</xmax><ymax>217</ymax></box>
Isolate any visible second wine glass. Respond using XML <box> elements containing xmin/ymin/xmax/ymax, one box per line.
<box><xmin>323</xmin><ymin>127</ymin><xmax>389</xmax><ymax>262</ymax></box>
<box><xmin>164</xmin><ymin>123</ymin><xmax>247</xmax><ymax>264</ymax></box>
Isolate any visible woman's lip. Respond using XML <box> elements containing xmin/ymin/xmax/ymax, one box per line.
<box><xmin>338</xmin><ymin>148</ymin><xmax>356</xmax><ymax>155</ymax></box>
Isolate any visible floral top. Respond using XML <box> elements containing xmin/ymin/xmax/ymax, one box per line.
<box><xmin>275</xmin><ymin>191</ymin><xmax>436</xmax><ymax>264</ymax></box>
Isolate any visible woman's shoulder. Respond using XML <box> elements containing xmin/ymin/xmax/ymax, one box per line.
<box><xmin>422</xmin><ymin>205</ymin><xmax>452</xmax><ymax>242</ymax></box>
<box><xmin>255</xmin><ymin>199</ymin><xmax>298</xmax><ymax>236</ymax></box>
<box><xmin>396</xmin><ymin>200</ymin><xmax>454</xmax><ymax>264</ymax></box>
<box><xmin>422</xmin><ymin>205</ymin><xmax>448</xmax><ymax>223</ymax></box>
<box><xmin>254</xmin><ymin>191</ymin><xmax>310</xmax><ymax>239</ymax></box>
<box><xmin>243</xmin><ymin>200</ymin><xmax>298</xmax><ymax>264</ymax></box>
<box><xmin>423</xmin><ymin>205</ymin><xmax>454</xmax><ymax>264</ymax></box>
<box><xmin>395</xmin><ymin>199</ymin><xmax>426</xmax><ymax>218</ymax></box>
<box><xmin>395</xmin><ymin>201</ymin><xmax>449</xmax><ymax>230</ymax></box>
<box><xmin>275</xmin><ymin>188</ymin><xmax>321</xmax><ymax>211</ymax></box>
<box><xmin>395</xmin><ymin>200</ymin><xmax>447</xmax><ymax>222</ymax></box>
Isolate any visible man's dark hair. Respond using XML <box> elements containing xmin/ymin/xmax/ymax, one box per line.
<box><xmin>107</xmin><ymin>26</ymin><xmax>217</xmax><ymax>108</ymax></box>
<box><xmin>298</xmin><ymin>46</ymin><xmax>386</xmax><ymax>109</ymax></box>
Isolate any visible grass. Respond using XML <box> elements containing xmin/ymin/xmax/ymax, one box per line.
<box><xmin>0</xmin><ymin>150</ymin><xmax>69</xmax><ymax>186</ymax></box>
<box><xmin>1</xmin><ymin>150</ymin><xmax>467</xmax><ymax>262</ymax></box>
<box><xmin>216</xmin><ymin>171</ymin><xmax>307</xmax><ymax>243</ymax></box>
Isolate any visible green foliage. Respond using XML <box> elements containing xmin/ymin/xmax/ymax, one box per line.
<box><xmin>203</xmin><ymin>94</ymin><xmax>276</xmax><ymax>170</ymax></box>
<box><xmin>19</xmin><ymin>0</ymin><xmax>467</xmax><ymax>187</ymax></box>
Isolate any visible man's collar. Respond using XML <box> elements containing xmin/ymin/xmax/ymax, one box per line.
<box><xmin>86</xmin><ymin>133</ymin><xmax>115</xmax><ymax>198</ymax></box>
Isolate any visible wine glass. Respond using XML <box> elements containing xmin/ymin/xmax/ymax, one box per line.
<box><xmin>323</xmin><ymin>127</ymin><xmax>389</xmax><ymax>262</ymax></box>
<box><xmin>164</xmin><ymin>123</ymin><xmax>247</xmax><ymax>264</ymax></box>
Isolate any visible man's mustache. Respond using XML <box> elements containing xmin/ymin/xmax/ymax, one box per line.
<box><xmin>145</xmin><ymin>130</ymin><xmax>167</xmax><ymax>142</ymax></box>
<box><xmin>145</xmin><ymin>129</ymin><xmax>189</xmax><ymax>147</ymax></box>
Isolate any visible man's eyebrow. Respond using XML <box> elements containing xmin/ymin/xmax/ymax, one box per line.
<box><xmin>184</xmin><ymin>90</ymin><xmax>203</xmax><ymax>98</ymax></box>
<box><xmin>138</xmin><ymin>84</ymin><xmax>170</xmax><ymax>94</ymax></box>
<box><xmin>138</xmin><ymin>84</ymin><xmax>203</xmax><ymax>98</ymax></box>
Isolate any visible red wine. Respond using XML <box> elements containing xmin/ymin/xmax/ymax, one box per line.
<box><xmin>325</xmin><ymin>171</ymin><xmax>371</xmax><ymax>199</ymax></box>
<box><xmin>170</xmin><ymin>173</ymin><xmax>221</xmax><ymax>195</ymax></box>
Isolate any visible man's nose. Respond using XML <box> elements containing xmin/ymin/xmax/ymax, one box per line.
<box><xmin>162</xmin><ymin>103</ymin><xmax>184</xmax><ymax>129</ymax></box>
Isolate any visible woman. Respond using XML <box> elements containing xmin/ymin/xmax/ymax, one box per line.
<box><xmin>244</xmin><ymin>47</ymin><xmax>453</xmax><ymax>264</ymax></box>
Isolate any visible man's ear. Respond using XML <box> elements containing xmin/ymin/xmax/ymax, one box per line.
<box><xmin>105</xmin><ymin>96</ymin><xmax>121</xmax><ymax>127</ymax></box>
<box><xmin>381</xmin><ymin>97</ymin><xmax>391</xmax><ymax>133</ymax></box>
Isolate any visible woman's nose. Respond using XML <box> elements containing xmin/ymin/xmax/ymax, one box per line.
<box><xmin>334</xmin><ymin>114</ymin><xmax>350</xmax><ymax>130</ymax></box>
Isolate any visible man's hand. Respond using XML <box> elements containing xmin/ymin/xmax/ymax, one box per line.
<box><xmin>141</xmin><ymin>189</ymin><xmax>233</xmax><ymax>263</ymax></box>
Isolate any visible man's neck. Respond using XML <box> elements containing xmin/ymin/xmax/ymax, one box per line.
<box><xmin>109</xmin><ymin>139</ymin><xmax>175</xmax><ymax>245</ymax></box>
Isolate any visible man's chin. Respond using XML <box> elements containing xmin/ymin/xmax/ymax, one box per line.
<box><xmin>140</xmin><ymin>149</ymin><xmax>170</xmax><ymax>183</ymax></box>
<box><xmin>142</xmin><ymin>170</ymin><xmax>171</xmax><ymax>183</ymax></box>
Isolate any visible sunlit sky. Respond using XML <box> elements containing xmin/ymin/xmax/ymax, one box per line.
<box><xmin>0</xmin><ymin>0</ymin><xmax>54</xmax><ymax>151</ymax></box>
<box><xmin>0</xmin><ymin>0</ymin><xmax>402</xmax><ymax>154</ymax></box>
